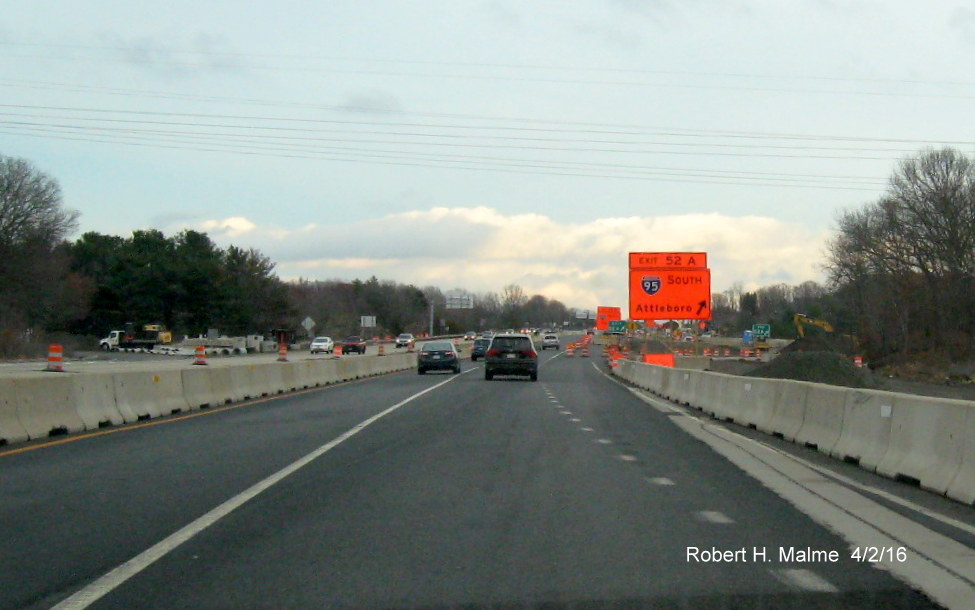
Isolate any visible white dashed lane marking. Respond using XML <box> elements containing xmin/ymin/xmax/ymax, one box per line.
<box><xmin>618</xmin><ymin>454</ymin><xmax>638</xmax><ymax>462</ymax></box>
<box><xmin>580</xmin><ymin>427</ymin><xmax>594</xmax><ymax>432</ymax></box>
<box><xmin>695</xmin><ymin>510</ymin><xmax>735</xmax><ymax>524</ymax></box>
<box><xmin>596</xmin><ymin>439</ymin><xmax>613</xmax><ymax>445</ymax></box>
<box><xmin>646</xmin><ymin>477</ymin><xmax>675</xmax><ymax>486</ymax></box>
<box><xmin>771</xmin><ymin>569</ymin><xmax>839</xmax><ymax>593</ymax></box>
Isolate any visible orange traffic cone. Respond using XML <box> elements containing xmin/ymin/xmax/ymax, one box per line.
<box><xmin>193</xmin><ymin>345</ymin><xmax>207</xmax><ymax>366</ymax></box>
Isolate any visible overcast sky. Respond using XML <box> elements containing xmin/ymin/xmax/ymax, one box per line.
<box><xmin>3</xmin><ymin>1</ymin><xmax>974</xmax><ymax>310</ymax></box>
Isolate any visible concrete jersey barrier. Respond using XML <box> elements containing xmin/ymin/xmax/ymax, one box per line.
<box><xmin>612</xmin><ymin>360</ymin><xmax>975</xmax><ymax>506</ymax></box>
<box><xmin>0</xmin><ymin>352</ymin><xmax>417</xmax><ymax>448</ymax></box>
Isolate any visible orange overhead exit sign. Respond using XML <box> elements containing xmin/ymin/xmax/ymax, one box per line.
<box><xmin>629</xmin><ymin>268</ymin><xmax>711</xmax><ymax>320</ymax></box>
<box><xmin>629</xmin><ymin>252</ymin><xmax>707</xmax><ymax>270</ymax></box>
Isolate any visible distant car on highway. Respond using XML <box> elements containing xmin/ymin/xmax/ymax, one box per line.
<box><xmin>395</xmin><ymin>333</ymin><xmax>415</xmax><ymax>348</ymax></box>
<box><xmin>341</xmin><ymin>336</ymin><xmax>367</xmax><ymax>354</ymax></box>
<box><xmin>471</xmin><ymin>337</ymin><xmax>491</xmax><ymax>361</ymax></box>
<box><xmin>417</xmin><ymin>340</ymin><xmax>460</xmax><ymax>375</ymax></box>
<box><xmin>540</xmin><ymin>334</ymin><xmax>560</xmax><ymax>350</ymax></box>
<box><xmin>484</xmin><ymin>333</ymin><xmax>538</xmax><ymax>381</ymax></box>
<box><xmin>463</xmin><ymin>331</ymin><xmax>477</xmax><ymax>340</ymax></box>
<box><xmin>309</xmin><ymin>336</ymin><xmax>334</xmax><ymax>354</ymax></box>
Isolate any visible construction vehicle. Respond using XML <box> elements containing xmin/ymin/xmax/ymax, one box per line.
<box><xmin>793</xmin><ymin>314</ymin><xmax>834</xmax><ymax>338</ymax></box>
<box><xmin>99</xmin><ymin>323</ymin><xmax>172</xmax><ymax>351</ymax></box>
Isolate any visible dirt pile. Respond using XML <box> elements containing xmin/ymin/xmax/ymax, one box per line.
<box><xmin>746</xmin><ymin>351</ymin><xmax>872</xmax><ymax>388</ymax></box>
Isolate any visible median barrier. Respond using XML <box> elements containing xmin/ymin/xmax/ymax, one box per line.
<box><xmin>113</xmin><ymin>370</ymin><xmax>190</xmax><ymax>420</ymax></box>
<box><xmin>264</xmin><ymin>362</ymin><xmax>288</xmax><ymax>394</ymax></box>
<box><xmin>733</xmin><ymin>377</ymin><xmax>778</xmax><ymax>431</ymax></box>
<box><xmin>0</xmin><ymin>379</ymin><xmax>30</xmax><ymax>444</ymax></box>
<box><xmin>181</xmin><ymin>366</ymin><xmax>219</xmax><ymax>410</ymax></box>
<box><xmin>71</xmin><ymin>372</ymin><xmax>126</xmax><ymax>428</ymax></box>
<box><xmin>696</xmin><ymin>371</ymin><xmax>729</xmax><ymax>417</ymax></box>
<box><xmin>236</xmin><ymin>364</ymin><xmax>275</xmax><ymax>400</ymax></box>
<box><xmin>207</xmin><ymin>367</ymin><xmax>240</xmax><ymax>405</ymax></box>
<box><xmin>681</xmin><ymin>370</ymin><xmax>709</xmax><ymax>410</ymax></box>
<box><xmin>761</xmin><ymin>380</ymin><xmax>809</xmax><ymax>441</ymax></box>
<box><xmin>13</xmin><ymin>376</ymin><xmax>87</xmax><ymax>439</ymax></box>
<box><xmin>876</xmin><ymin>394</ymin><xmax>969</xmax><ymax>496</ymax></box>
<box><xmin>947</xmin><ymin>408</ymin><xmax>975</xmax><ymax>504</ymax></box>
<box><xmin>334</xmin><ymin>357</ymin><xmax>357</xmax><ymax>382</ymax></box>
<box><xmin>707</xmin><ymin>374</ymin><xmax>742</xmax><ymax>421</ymax></box>
<box><xmin>794</xmin><ymin>383</ymin><xmax>848</xmax><ymax>454</ymax></box>
<box><xmin>829</xmin><ymin>388</ymin><xmax>897</xmax><ymax>471</ymax></box>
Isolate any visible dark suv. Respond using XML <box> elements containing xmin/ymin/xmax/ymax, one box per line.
<box><xmin>484</xmin><ymin>334</ymin><xmax>538</xmax><ymax>381</ymax></box>
<box><xmin>470</xmin><ymin>338</ymin><xmax>491</xmax><ymax>361</ymax></box>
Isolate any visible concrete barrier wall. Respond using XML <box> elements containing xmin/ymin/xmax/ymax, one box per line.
<box><xmin>14</xmin><ymin>376</ymin><xmax>87</xmax><ymax>439</ymax></box>
<box><xmin>830</xmin><ymin>388</ymin><xmax>897</xmax><ymax>470</ymax></box>
<box><xmin>876</xmin><ymin>394</ymin><xmax>970</xmax><ymax>496</ymax></box>
<box><xmin>612</xmin><ymin>360</ymin><xmax>975</xmax><ymax>505</ymax></box>
<box><xmin>794</xmin><ymin>383</ymin><xmax>848</xmax><ymax>454</ymax></box>
<box><xmin>0</xmin><ymin>353</ymin><xmax>416</xmax><ymax>446</ymax></box>
<box><xmin>0</xmin><ymin>379</ymin><xmax>30</xmax><ymax>444</ymax></box>
<box><xmin>71</xmin><ymin>373</ymin><xmax>126</xmax><ymax>428</ymax></box>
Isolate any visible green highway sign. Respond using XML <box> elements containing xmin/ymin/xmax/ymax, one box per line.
<box><xmin>752</xmin><ymin>324</ymin><xmax>771</xmax><ymax>339</ymax></box>
<box><xmin>609</xmin><ymin>320</ymin><xmax>628</xmax><ymax>332</ymax></box>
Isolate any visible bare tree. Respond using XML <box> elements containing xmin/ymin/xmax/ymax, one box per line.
<box><xmin>0</xmin><ymin>155</ymin><xmax>80</xmax><ymax>338</ymax></box>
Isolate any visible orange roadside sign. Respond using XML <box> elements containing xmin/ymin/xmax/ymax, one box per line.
<box><xmin>629</xmin><ymin>268</ymin><xmax>711</xmax><ymax>320</ymax></box>
<box><xmin>629</xmin><ymin>252</ymin><xmax>707</xmax><ymax>270</ymax></box>
<box><xmin>595</xmin><ymin>306</ymin><xmax>622</xmax><ymax>330</ymax></box>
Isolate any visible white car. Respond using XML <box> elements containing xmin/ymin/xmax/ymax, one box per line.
<box><xmin>541</xmin><ymin>334</ymin><xmax>560</xmax><ymax>350</ymax></box>
<box><xmin>395</xmin><ymin>333</ymin><xmax>415</xmax><ymax>348</ymax></box>
<box><xmin>310</xmin><ymin>336</ymin><xmax>334</xmax><ymax>354</ymax></box>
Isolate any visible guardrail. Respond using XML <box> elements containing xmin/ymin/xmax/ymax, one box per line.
<box><xmin>0</xmin><ymin>353</ymin><xmax>417</xmax><ymax>447</ymax></box>
<box><xmin>613</xmin><ymin>359</ymin><xmax>975</xmax><ymax>506</ymax></box>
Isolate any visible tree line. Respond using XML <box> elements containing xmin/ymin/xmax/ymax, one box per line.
<box><xmin>3</xmin><ymin>148</ymin><xmax>973</xmax><ymax>362</ymax></box>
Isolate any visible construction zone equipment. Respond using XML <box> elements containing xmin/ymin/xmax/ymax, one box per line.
<box><xmin>335</xmin><ymin>344</ymin><xmax>344</xmax><ymax>356</ymax></box>
<box><xmin>793</xmin><ymin>313</ymin><xmax>834</xmax><ymax>338</ymax></box>
<box><xmin>378</xmin><ymin>343</ymin><xmax>386</xmax><ymax>356</ymax></box>
<box><xmin>581</xmin><ymin>344</ymin><xmax>590</xmax><ymax>358</ymax></box>
<box><xmin>193</xmin><ymin>345</ymin><xmax>207</xmax><ymax>366</ymax></box>
<box><xmin>46</xmin><ymin>344</ymin><xmax>64</xmax><ymax>372</ymax></box>
<box><xmin>278</xmin><ymin>344</ymin><xmax>289</xmax><ymax>362</ymax></box>
<box><xmin>566</xmin><ymin>343</ymin><xmax>575</xmax><ymax>357</ymax></box>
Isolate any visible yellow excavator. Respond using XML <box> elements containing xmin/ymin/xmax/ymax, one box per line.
<box><xmin>793</xmin><ymin>313</ymin><xmax>834</xmax><ymax>338</ymax></box>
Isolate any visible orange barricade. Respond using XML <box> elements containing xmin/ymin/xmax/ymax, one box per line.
<box><xmin>278</xmin><ymin>344</ymin><xmax>289</xmax><ymax>362</ymax></box>
<box><xmin>193</xmin><ymin>345</ymin><xmax>207</xmax><ymax>366</ymax></box>
<box><xmin>46</xmin><ymin>344</ymin><xmax>64</xmax><ymax>372</ymax></box>
<box><xmin>642</xmin><ymin>353</ymin><xmax>676</xmax><ymax>367</ymax></box>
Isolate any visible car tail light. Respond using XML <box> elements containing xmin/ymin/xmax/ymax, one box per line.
<box><xmin>487</xmin><ymin>349</ymin><xmax>502</xmax><ymax>357</ymax></box>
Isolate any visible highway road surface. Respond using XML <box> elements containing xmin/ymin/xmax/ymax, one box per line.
<box><xmin>1</xmin><ymin>343</ymin><xmax>971</xmax><ymax>608</ymax></box>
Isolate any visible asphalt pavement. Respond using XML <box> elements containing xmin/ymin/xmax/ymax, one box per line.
<box><xmin>0</xmin><ymin>345</ymin><xmax>955</xmax><ymax>609</ymax></box>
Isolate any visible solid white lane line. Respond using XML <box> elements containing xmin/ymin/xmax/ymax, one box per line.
<box><xmin>771</xmin><ymin>569</ymin><xmax>840</xmax><ymax>593</ymax></box>
<box><xmin>695</xmin><ymin>510</ymin><xmax>735</xmax><ymax>524</ymax></box>
<box><xmin>646</xmin><ymin>477</ymin><xmax>676</xmax><ymax>486</ymax></box>
<box><xmin>51</xmin><ymin>372</ymin><xmax>468</xmax><ymax>609</ymax></box>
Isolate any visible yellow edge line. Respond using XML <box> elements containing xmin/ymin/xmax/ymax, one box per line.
<box><xmin>0</xmin><ymin>373</ymin><xmax>386</xmax><ymax>459</ymax></box>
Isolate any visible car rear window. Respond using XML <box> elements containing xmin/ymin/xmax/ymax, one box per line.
<box><xmin>491</xmin><ymin>336</ymin><xmax>531</xmax><ymax>351</ymax></box>
<box><xmin>422</xmin><ymin>341</ymin><xmax>453</xmax><ymax>352</ymax></box>
<box><xmin>474</xmin><ymin>339</ymin><xmax>490</xmax><ymax>347</ymax></box>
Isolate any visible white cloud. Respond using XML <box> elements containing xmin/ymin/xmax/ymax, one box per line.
<box><xmin>186</xmin><ymin>207</ymin><xmax>831</xmax><ymax>309</ymax></box>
